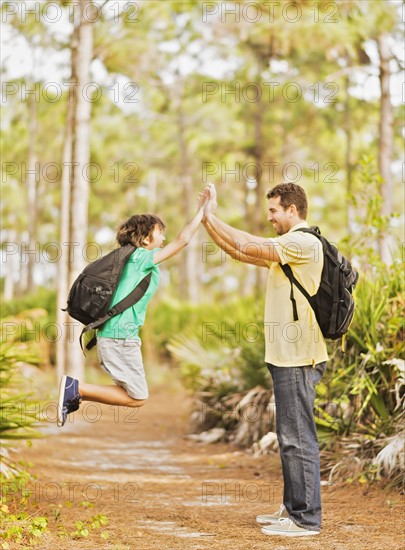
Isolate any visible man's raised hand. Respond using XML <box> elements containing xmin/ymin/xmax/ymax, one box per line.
<box><xmin>204</xmin><ymin>183</ymin><xmax>218</xmax><ymax>219</ymax></box>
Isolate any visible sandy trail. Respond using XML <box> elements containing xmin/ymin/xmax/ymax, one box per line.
<box><xmin>16</xmin><ymin>382</ymin><xmax>404</xmax><ymax>550</ymax></box>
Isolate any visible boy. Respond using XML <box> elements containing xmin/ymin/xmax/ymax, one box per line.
<box><xmin>57</xmin><ymin>190</ymin><xmax>208</xmax><ymax>427</ymax></box>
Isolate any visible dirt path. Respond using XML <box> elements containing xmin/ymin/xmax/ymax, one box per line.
<box><xmin>17</xmin><ymin>381</ymin><xmax>404</xmax><ymax>550</ymax></box>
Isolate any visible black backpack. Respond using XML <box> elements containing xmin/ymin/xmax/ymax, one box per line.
<box><xmin>63</xmin><ymin>244</ymin><xmax>151</xmax><ymax>351</ymax></box>
<box><xmin>280</xmin><ymin>227</ymin><xmax>359</xmax><ymax>346</ymax></box>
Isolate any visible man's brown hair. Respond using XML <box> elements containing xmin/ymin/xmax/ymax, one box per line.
<box><xmin>116</xmin><ymin>214</ymin><xmax>166</xmax><ymax>247</ymax></box>
<box><xmin>266</xmin><ymin>183</ymin><xmax>308</xmax><ymax>219</ymax></box>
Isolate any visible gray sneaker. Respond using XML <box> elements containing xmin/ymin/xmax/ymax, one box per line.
<box><xmin>256</xmin><ymin>504</ymin><xmax>289</xmax><ymax>524</ymax></box>
<box><xmin>261</xmin><ymin>518</ymin><xmax>320</xmax><ymax>537</ymax></box>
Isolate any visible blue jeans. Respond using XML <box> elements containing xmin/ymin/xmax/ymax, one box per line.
<box><xmin>267</xmin><ymin>362</ymin><xmax>326</xmax><ymax>531</ymax></box>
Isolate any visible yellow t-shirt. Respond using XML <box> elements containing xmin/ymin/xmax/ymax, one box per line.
<box><xmin>264</xmin><ymin>222</ymin><xmax>329</xmax><ymax>367</ymax></box>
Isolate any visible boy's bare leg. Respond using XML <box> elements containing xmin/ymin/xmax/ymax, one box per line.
<box><xmin>79</xmin><ymin>382</ymin><xmax>147</xmax><ymax>408</ymax></box>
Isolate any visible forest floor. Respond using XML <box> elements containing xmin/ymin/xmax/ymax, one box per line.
<box><xmin>12</xmin><ymin>371</ymin><xmax>405</xmax><ymax>550</ymax></box>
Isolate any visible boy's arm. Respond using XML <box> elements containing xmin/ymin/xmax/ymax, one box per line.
<box><xmin>153</xmin><ymin>193</ymin><xmax>207</xmax><ymax>265</ymax></box>
<box><xmin>203</xmin><ymin>218</ymin><xmax>268</xmax><ymax>267</ymax></box>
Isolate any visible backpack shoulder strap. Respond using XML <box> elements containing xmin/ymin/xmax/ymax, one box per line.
<box><xmin>279</xmin><ymin>263</ymin><xmax>314</xmax><ymax>322</ymax></box>
<box><xmin>279</xmin><ymin>226</ymin><xmax>320</xmax><ymax>321</ymax></box>
<box><xmin>292</xmin><ymin>226</ymin><xmax>322</xmax><ymax>239</ymax></box>
<box><xmin>106</xmin><ymin>271</ymin><xmax>152</xmax><ymax>320</ymax></box>
<box><xmin>80</xmin><ymin>272</ymin><xmax>152</xmax><ymax>351</ymax></box>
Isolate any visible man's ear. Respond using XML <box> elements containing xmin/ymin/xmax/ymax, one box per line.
<box><xmin>289</xmin><ymin>204</ymin><xmax>298</xmax><ymax>217</ymax></box>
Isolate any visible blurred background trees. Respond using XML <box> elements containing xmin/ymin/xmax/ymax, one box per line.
<box><xmin>2</xmin><ymin>0</ymin><xmax>403</xmax><ymax>304</ymax></box>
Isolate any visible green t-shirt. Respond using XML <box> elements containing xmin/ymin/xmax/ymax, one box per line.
<box><xmin>97</xmin><ymin>247</ymin><xmax>160</xmax><ymax>340</ymax></box>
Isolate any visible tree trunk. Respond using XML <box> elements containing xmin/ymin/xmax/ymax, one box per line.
<box><xmin>176</xmin><ymin>89</ymin><xmax>199</xmax><ymax>303</ymax></box>
<box><xmin>252</xmin><ymin>77</ymin><xmax>267</xmax><ymax>295</ymax></box>
<box><xmin>377</xmin><ymin>33</ymin><xmax>394</xmax><ymax>265</ymax></box>
<box><xmin>26</xmin><ymin>93</ymin><xmax>38</xmax><ymax>293</ymax></box>
<box><xmin>56</xmin><ymin>55</ymin><xmax>76</xmax><ymax>379</ymax></box>
<box><xmin>241</xmin><ymin>178</ymin><xmax>256</xmax><ymax>297</ymax></box>
<box><xmin>343</xmin><ymin>75</ymin><xmax>356</xmax><ymax>240</ymax></box>
<box><xmin>64</xmin><ymin>0</ymin><xmax>94</xmax><ymax>379</ymax></box>
<box><xmin>3</xmin><ymin>227</ymin><xmax>18</xmax><ymax>301</ymax></box>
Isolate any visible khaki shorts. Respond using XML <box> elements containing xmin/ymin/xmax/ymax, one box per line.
<box><xmin>97</xmin><ymin>338</ymin><xmax>148</xmax><ymax>400</ymax></box>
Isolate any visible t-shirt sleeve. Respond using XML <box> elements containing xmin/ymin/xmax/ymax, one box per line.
<box><xmin>130</xmin><ymin>248</ymin><xmax>160</xmax><ymax>271</ymax></box>
<box><xmin>273</xmin><ymin>232</ymin><xmax>318</xmax><ymax>265</ymax></box>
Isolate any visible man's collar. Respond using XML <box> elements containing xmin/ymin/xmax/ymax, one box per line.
<box><xmin>287</xmin><ymin>221</ymin><xmax>309</xmax><ymax>234</ymax></box>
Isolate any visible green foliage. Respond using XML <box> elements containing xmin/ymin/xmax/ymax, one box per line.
<box><xmin>144</xmin><ymin>299</ymin><xmax>210</xmax><ymax>357</ymax></box>
<box><xmin>1</xmin><ymin>297</ymin><xmax>56</xmax><ymax>367</ymax></box>
<box><xmin>0</xmin><ymin>306</ymin><xmax>48</xmax><ymax>474</ymax></box>
<box><xmin>57</xmin><ymin>513</ymin><xmax>109</xmax><ymax>540</ymax></box>
<box><xmin>318</xmin><ymin>262</ymin><xmax>404</xmax><ymax>437</ymax></box>
<box><xmin>312</xmin><ymin>157</ymin><xmax>404</xmax><ymax>486</ymax></box>
<box><xmin>0</xmin><ymin>343</ymin><xmax>42</xmax><ymax>464</ymax></box>
<box><xmin>0</xmin><ymin>288</ymin><xmax>56</xmax><ymax>319</ymax></box>
<box><xmin>316</xmin><ymin>157</ymin><xmax>404</xmax><ymax>446</ymax></box>
<box><xmin>348</xmin><ymin>155</ymin><xmax>402</xmax><ymax>269</ymax></box>
<box><xmin>163</xmin><ymin>296</ymin><xmax>268</xmax><ymax>397</ymax></box>
<box><xmin>0</xmin><ymin>495</ymin><xmax>48</xmax><ymax>547</ymax></box>
<box><xmin>0</xmin><ymin>471</ymin><xmax>110</xmax><ymax>547</ymax></box>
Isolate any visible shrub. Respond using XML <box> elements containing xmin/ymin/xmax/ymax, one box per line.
<box><xmin>0</xmin><ymin>342</ymin><xmax>42</xmax><ymax>476</ymax></box>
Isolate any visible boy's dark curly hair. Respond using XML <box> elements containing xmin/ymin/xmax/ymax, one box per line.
<box><xmin>116</xmin><ymin>214</ymin><xmax>166</xmax><ymax>247</ymax></box>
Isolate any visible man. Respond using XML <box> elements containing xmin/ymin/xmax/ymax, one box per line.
<box><xmin>202</xmin><ymin>182</ymin><xmax>328</xmax><ymax>537</ymax></box>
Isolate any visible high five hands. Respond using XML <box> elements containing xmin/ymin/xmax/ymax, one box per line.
<box><xmin>198</xmin><ymin>183</ymin><xmax>217</xmax><ymax>223</ymax></box>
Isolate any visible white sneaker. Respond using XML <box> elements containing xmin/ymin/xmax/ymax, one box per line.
<box><xmin>261</xmin><ymin>518</ymin><xmax>320</xmax><ymax>537</ymax></box>
<box><xmin>256</xmin><ymin>504</ymin><xmax>289</xmax><ymax>524</ymax></box>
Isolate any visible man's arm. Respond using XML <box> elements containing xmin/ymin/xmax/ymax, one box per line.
<box><xmin>203</xmin><ymin>183</ymin><xmax>280</xmax><ymax>263</ymax></box>
<box><xmin>203</xmin><ymin>218</ymin><xmax>268</xmax><ymax>267</ymax></box>
<box><xmin>205</xmin><ymin>213</ymin><xmax>281</xmax><ymax>263</ymax></box>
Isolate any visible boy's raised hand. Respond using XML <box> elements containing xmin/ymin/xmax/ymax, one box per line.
<box><xmin>197</xmin><ymin>187</ymin><xmax>209</xmax><ymax>210</ymax></box>
<box><xmin>204</xmin><ymin>183</ymin><xmax>218</xmax><ymax>218</ymax></box>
